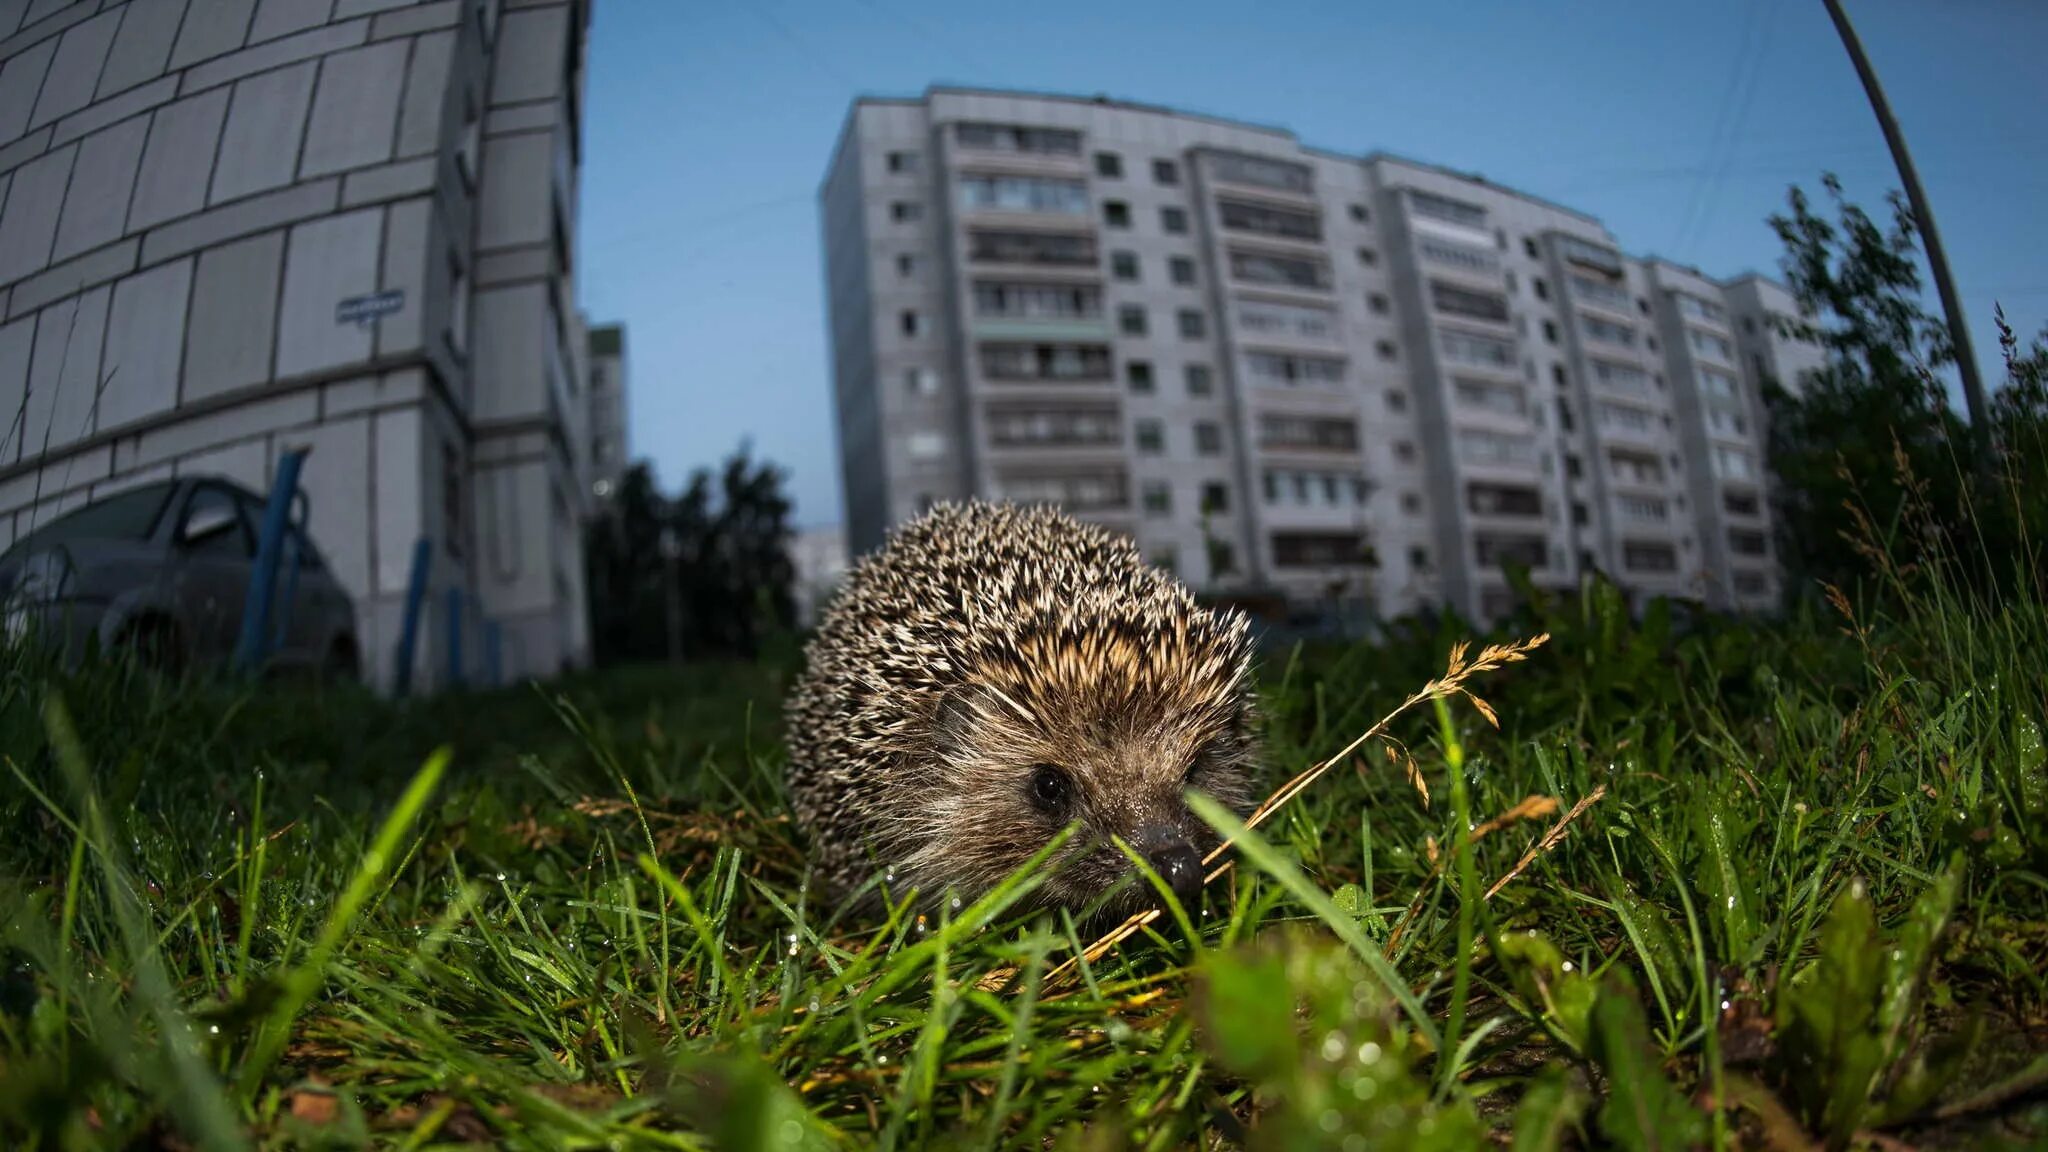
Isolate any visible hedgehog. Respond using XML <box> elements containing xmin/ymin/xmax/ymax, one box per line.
<box><xmin>782</xmin><ymin>499</ymin><xmax>1261</xmax><ymax>925</ymax></box>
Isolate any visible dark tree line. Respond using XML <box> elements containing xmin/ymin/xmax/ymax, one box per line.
<box><xmin>1762</xmin><ymin>173</ymin><xmax>2048</xmax><ymax>608</ymax></box>
<box><xmin>585</xmin><ymin>445</ymin><xmax>796</xmax><ymax>665</ymax></box>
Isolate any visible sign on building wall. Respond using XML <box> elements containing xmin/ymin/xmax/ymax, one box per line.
<box><xmin>337</xmin><ymin>290</ymin><xmax>406</xmax><ymax>328</ymax></box>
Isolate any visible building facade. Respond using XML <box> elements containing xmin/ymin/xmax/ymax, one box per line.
<box><xmin>820</xmin><ymin>88</ymin><xmax>1819</xmax><ymax>620</ymax></box>
<box><xmin>0</xmin><ymin>0</ymin><xmax>594</xmax><ymax>689</ymax></box>
<box><xmin>584</xmin><ymin>318</ymin><xmax>626</xmax><ymax>502</ymax></box>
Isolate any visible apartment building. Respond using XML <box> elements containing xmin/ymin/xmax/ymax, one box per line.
<box><xmin>585</xmin><ymin>319</ymin><xmax>628</xmax><ymax>503</ymax></box>
<box><xmin>0</xmin><ymin>0</ymin><xmax>594</xmax><ymax>689</ymax></box>
<box><xmin>820</xmin><ymin>88</ymin><xmax>1815</xmax><ymax>621</ymax></box>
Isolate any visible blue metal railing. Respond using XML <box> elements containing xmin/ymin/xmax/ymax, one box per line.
<box><xmin>233</xmin><ymin>447</ymin><xmax>309</xmax><ymax>675</ymax></box>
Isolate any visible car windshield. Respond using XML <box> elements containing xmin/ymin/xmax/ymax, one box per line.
<box><xmin>2</xmin><ymin>482</ymin><xmax>177</xmax><ymax>562</ymax></box>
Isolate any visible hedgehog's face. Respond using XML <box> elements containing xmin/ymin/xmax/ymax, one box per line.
<box><xmin>915</xmin><ymin>673</ymin><xmax>1260</xmax><ymax>926</ymax></box>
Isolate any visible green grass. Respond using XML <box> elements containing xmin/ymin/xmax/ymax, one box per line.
<box><xmin>1</xmin><ymin>552</ymin><xmax>2045</xmax><ymax>1148</ymax></box>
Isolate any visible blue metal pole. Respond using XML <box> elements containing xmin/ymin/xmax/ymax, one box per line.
<box><xmin>393</xmin><ymin>538</ymin><xmax>432</xmax><ymax>697</ymax></box>
<box><xmin>484</xmin><ymin>620</ymin><xmax>502</xmax><ymax>687</ymax></box>
<box><xmin>234</xmin><ymin>447</ymin><xmax>309</xmax><ymax>674</ymax></box>
<box><xmin>445</xmin><ymin>585</ymin><xmax>464</xmax><ymax>689</ymax></box>
<box><xmin>272</xmin><ymin>530</ymin><xmax>302</xmax><ymax>651</ymax></box>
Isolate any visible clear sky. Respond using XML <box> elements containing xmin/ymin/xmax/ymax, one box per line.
<box><xmin>577</xmin><ymin>0</ymin><xmax>2048</xmax><ymax>529</ymax></box>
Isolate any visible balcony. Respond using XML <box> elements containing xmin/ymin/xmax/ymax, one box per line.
<box><xmin>967</xmin><ymin>229</ymin><xmax>1098</xmax><ymax>268</ymax></box>
<box><xmin>1217</xmin><ymin>198</ymin><xmax>1323</xmax><ymax>243</ymax></box>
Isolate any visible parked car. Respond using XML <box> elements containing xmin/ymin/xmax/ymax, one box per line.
<box><xmin>0</xmin><ymin>476</ymin><xmax>361</xmax><ymax>679</ymax></box>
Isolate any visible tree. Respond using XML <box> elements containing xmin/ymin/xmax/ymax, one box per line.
<box><xmin>1762</xmin><ymin>174</ymin><xmax>2047</xmax><ymax>606</ymax></box>
<box><xmin>585</xmin><ymin>444</ymin><xmax>796</xmax><ymax>665</ymax></box>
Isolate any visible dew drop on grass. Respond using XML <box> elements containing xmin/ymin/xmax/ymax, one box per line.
<box><xmin>1561</xmin><ymin>961</ymin><xmax>1574</xmax><ymax>973</ymax></box>
<box><xmin>208</xmin><ymin>1025</ymin><xmax>220</xmax><ymax>1035</ymax></box>
<box><xmin>913</xmin><ymin>915</ymin><xmax>929</xmax><ymax>938</ymax></box>
<box><xmin>1721</xmin><ymin>1000</ymin><xmax>1732</xmax><ymax>1011</ymax></box>
<box><xmin>496</xmin><ymin>873</ymin><xmax>507</xmax><ymax>883</ymax></box>
<box><xmin>807</xmin><ymin>998</ymin><xmax>821</xmax><ymax>1014</ymax></box>
<box><xmin>883</xmin><ymin>865</ymin><xmax>898</xmax><ymax>885</ymax></box>
<box><xmin>948</xmin><ymin>895</ymin><xmax>963</xmax><ymax>913</ymax></box>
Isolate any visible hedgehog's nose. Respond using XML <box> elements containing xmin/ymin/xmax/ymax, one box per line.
<box><xmin>1133</xmin><ymin>825</ymin><xmax>1204</xmax><ymax>909</ymax></box>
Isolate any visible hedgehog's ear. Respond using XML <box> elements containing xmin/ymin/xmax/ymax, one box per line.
<box><xmin>932</xmin><ymin>685</ymin><xmax>994</xmax><ymax>753</ymax></box>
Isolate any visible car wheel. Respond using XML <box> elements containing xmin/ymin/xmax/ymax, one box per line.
<box><xmin>117</xmin><ymin>616</ymin><xmax>185</xmax><ymax>676</ymax></box>
<box><xmin>324</xmin><ymin>638</ymin><xmax>361</xmax><ymax>683</ymax></box>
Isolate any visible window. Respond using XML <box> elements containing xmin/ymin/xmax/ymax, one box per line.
<box><xmin>1195</xmin><ymin>421</ymin><xmax>1224</xmax><ymax>455</ymax></box>
<box><xmin>1170</xmin><ymin>256</ymin><xmax>1197</xmax><ymax>285</ymax></box>
<box><xmin>1566</xmin><ymin>454</ymin><xmax>1583</xmax><ymax>478</ymax></box>
<box><xmin>1394</xmin><ymin>440</ymin><xmax>1417</xmax><ymax>463</ymax></box>
<box><xmin>1126</xmin><ymin>360</ymin><xmax>1154</xmax><ymax>392</ymax></box>
<box><xmin>1623</xmin><ymin>542</ymin><xmax>1678</xmax><ymax>572</ymax></box>
<box><xmin>1557</xmin><ymin>235</ymin><xmax>1624</xmax><ymax>275</ymax></box>
<box><xmin>891</xmin><ymin>201</ymin><xmax>921</xmax><ymax>222</ymax></box>
<box><xmin>1244</xmin><ymin>351</ymin><xmax>1345</xmax><ymax>387</ymax></box>
<box><xmin>1475</xmin><ymin>533</ymin><xmax>1548</xmax><ymax>569</ymax></box>
<box><xmin>896</xmin><ymin>253</ymin><xmax>917</xmax><ymax>277</ymax></box>
<box><xmin>1618</xmin><ymin>494</ymin><xmax>1668</xmax><ymax>521</ymax></box>
<box><xmin>1177</xmin><ymin>309</ymin><xmax>1207</xmax><ymax>339</ymax></box>
<box><xmin>1259</xmin><ymin>415</ymin><xmax>1358</xmax><ymax>451</ymax></box>
<box><xmin>1357</xmin><ymin>246</ymin><xmax>1379</xmax><ymax>266</ymax></box>
<box><xmin>905</xmin><ymin>367</ymin><xmax>940</xmax><ymax>395</ymax></box>
<box><xmin>1201</xmin><ymin>482</ymin><xmax>1230</xmax><ymax>513</ymax></box>
<box><xmin>1431</xmin><ymin>282</ymin><xmax>1510</xmax><ymax>322</ymax></box>
<box><xmin>1135</xmin><ymin>419</ymin><xmax>1165</xmax><ymax>453</ymax></box>
<box><xmin>1349</xmin><ymin>203</ymin><xmax>1369</xmax><ymax>223</ymax></box>
<box><xmin>1273</xmin><ymin>531</ymin><xmax>1368</xmax><ymax>568</ymax></box>
<box><xmin>887</xmin><ymin>150</ymin><xmax>920</xmax><ymax>173</ymax></box>
<box><xmin>1551</xmin><ymin>364</ymin><xmax>1567</xmax><ymax>387</ymax></box>
<box><xmin>957</xmin><ymin>175</ymin><xmax>1089</xmax><ymax>214</ymax></box>
<box><xmin>956</xmin><ymin>122</ymin><xmax>1081</xmax><ymax>154</ymax></box>
<box><xmin>1734</xmin><ymin>570</ymin><xmax>1769</xmax><ymax>595</ymax></box>
<box><xmin>1238</xmin><ymin>300</ymin><xmax>1338</xmax><ymax>340</ymax></box>
<box><xmin>901</xmin><ymin>310</ymin><xmax>921</xmax><ymax>336</ymax></box>
<box><xmin>1230</xmin><ymin>249</ymin><xmax>1328</xmax><ymax>289</ymax></box>
<box><xmin>1597</xmin><ymin>401</ymin><xmax>1654</xmax><ymax>434</ymax></box>
<box><xmin>178</xmin><ymin>486</ymin><xmax>253</xmax><ymax>558</ymax></box>
<box><xmin>1440</xmin><ymin>331</ymin><xmax>1515</xmax><ymax>368</ymax></box>
<box><xmin>1713</xmin><ymin>445</ymin><xmax>1754</xmax><ymax>481</ymax></box>
<box><xmin>1580</xmin><ymin>316</ymin><xmax>1637</xmax><ymax>348</ymax></box>
<box><xmin>1415</xmin><ymin>237</ymin><xmax>1496</xmax><ymax>275</ymax></box>
<box><xmin>1104</xmin><ymin>200</ymin><xmax>1131</xmax><ymax>228</ymax></box>
<box><xmin>986</xmin><ymin>407</ymin><xmax>1120</xmax><ymax>447</ymax></box>
<box><xmin>1608</xmin><ymin>450</ymin><xmax>1665</xmax><ymax>486</ymax></box>
<box><xmin>1368</xmin><ymin>292</ymin><xmax>1390</xmax><ymax>315</ymax></box>
<box><xmin>1729</xmin><ymin>529</ymin><xmax>1768</xmax><ymax>557</ymax></box>
<box><xmin>1723</xmin><ymin>490</ymin><xmax>1760</xmax><ymax>516</ymax></box>
<box><xmin>1410</xmin><ymin>546</ymin><xmax>1430</xmax><ymax>569</ymax></box>
<box><xmin>1534</xmin><ymin>277</ymin><xmax>1550</xmax><ymax>301</ymax></box>
<box><xmin>1160</xmin><ymin>206</ymin><xmax>1188</xmax><ymax>234</ymax></box>
<box><xmin>1152</xmin><ymin>545</ymin><xmax>1179</xmax><ymax>574</ymax></box>
<box><xmin>1377</xmin><ymin>340</ymin><xmax>1399</xmax><ymax>362</ymax></box>
<box><xmin>906</xmin><ymin>431</ymin><xmax>947</xmax><ymax>460</ymax></box>
<box><xmin>972</xmin><ymin>282</ymin><xmax>1101</xmax><ymax>319</ymax></box>
<box><xmin>1408</xmin><ymin>189</ymin><xmax>1488</xmax><ymax>229</ymax></box>
<box><xmin>1386</xmin><ymin>390</ymin><xmax>1408</xmax><ymax>412</ymax></box>
<box><xmin>1572</xmin><ymin>502</ymin><xmax>1588</xmax><ymax>525</ymax></box>
<box><xmin>1454</xmin><ymin>377</ymin><xmax>1525</xmax><ymax>416</ymax></box>
<box><xmin>1119</xmin><ymin>305</ymin><xmax>1148</xmax><ymax>335</ymax></box>
<box><xmin>1523</xmin><ymin>236</ymin><xmax>1540</xmax><ymax>259</ymax></box>
<box><xmin>1556</xmin><ymin>398</ymin><xmax>1575</xmax><ymax>432</ymax></box>
<box><xmin>1590</xmin><ymin>359</ymin><xmax>1650</xmax><ymax>393</ymax></box>
<box><xmin>1568</xmin><ymin>275</ymin><xmax>1628</xmax><ymax>311</ymax></box>
<box><xmin>1699</xmin><ymin>367</ymin><xmax>1740</xmax><ymax>399</ymax></box>
<box><xmin>1458</xmin><ymin>428</ymin><xmax>1537</xmax><ymax>467</ymax></box>
<box><xmin>1185</xmin><ymin>364</ymin><xmax>1213</xmax><ymax>395</ymax></box>
<box><xmin>980</xmin><ymin>343</ymin><xmax>1113</xmax><ymax>381</ymax></box>
<box><xmin>1142</xmin><ymin>481</ymin><xmax>1172</xmax><ymax>515</ymax></box>
<box><xmin>1111</xmin><ymin>251</ymin><xmax>1139</xmax><ymax>281</ymax></box>
<box><xmin>1095</xmin><ymin>151</ymin><xmax>1123</xmax><ymax>178</ymax></box>
<box><xmin>1218</xmin><ymin>199</ymin><xmax>1321</xmax><ymax>241</ymax></box>
<box><xmin>1541</xmin><ymin>320</ymin><xmax>1557</xmax><ymax>345</ymax></box>
<box><xmin>968</xmin><ymin>230</ymin><xmax>1097</xmax><ymax>266</ymax></box>
<box><xmin>1675</xmin><ymin>293</ymin><xmax>1726</xmax><ymax>324</ymax></box>
<box><xmin>1706</xmin><ymin>408</ymin><xmax>1746</xmax><ymax>438</ymax></box>
<box><xmin>1152</xmin><ymin>158</ymin><xmax>1180</xmax><ymax>185</ymax></box>
<box><xmin>1687</xmin><ymin>328</ymin><xmax>1735</xmax><ymax>362</ymax></box>
<box><xmin>1209</xmin><ymin>152</ymin><xmax>1313</xmax><ymax>192</ymax></box>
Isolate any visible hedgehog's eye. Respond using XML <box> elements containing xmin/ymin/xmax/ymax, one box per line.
<box><xmin>1028</xmin><ymin>764</ymin><xmax>1072</xmax><ymax>815</ymax></box>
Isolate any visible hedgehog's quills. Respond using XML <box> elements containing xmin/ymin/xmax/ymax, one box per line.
<box><xmin>783</xmin><ymin>500</ymin><xmax>1261</xmax><ymax>926</ymax></box>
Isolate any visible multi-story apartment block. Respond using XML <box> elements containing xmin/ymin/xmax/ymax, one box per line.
<box><xmin>1725</xmin><ymin>274</ymin><xmax>1827</xmax><ymax>401</ymax></box>
<box><xmin>0</xmin><ymin>0</ymin><xmax>594</xmax><ymax>689</ymax></box>
<box><xmin>820</xmin><ymin>88</ymin><xmax>1819</xmax><ymax>623</ymax></box>
<box><xmin>585</xmin><ymin>319</ymin><xmax>628</xmax><ymax>503</ymax></box>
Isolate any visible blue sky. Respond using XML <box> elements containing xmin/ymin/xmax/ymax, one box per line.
<box><xmin>577</xmin><ymin>1</ymin><xmax>2048</xmax><ymax>529</ymax></box>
